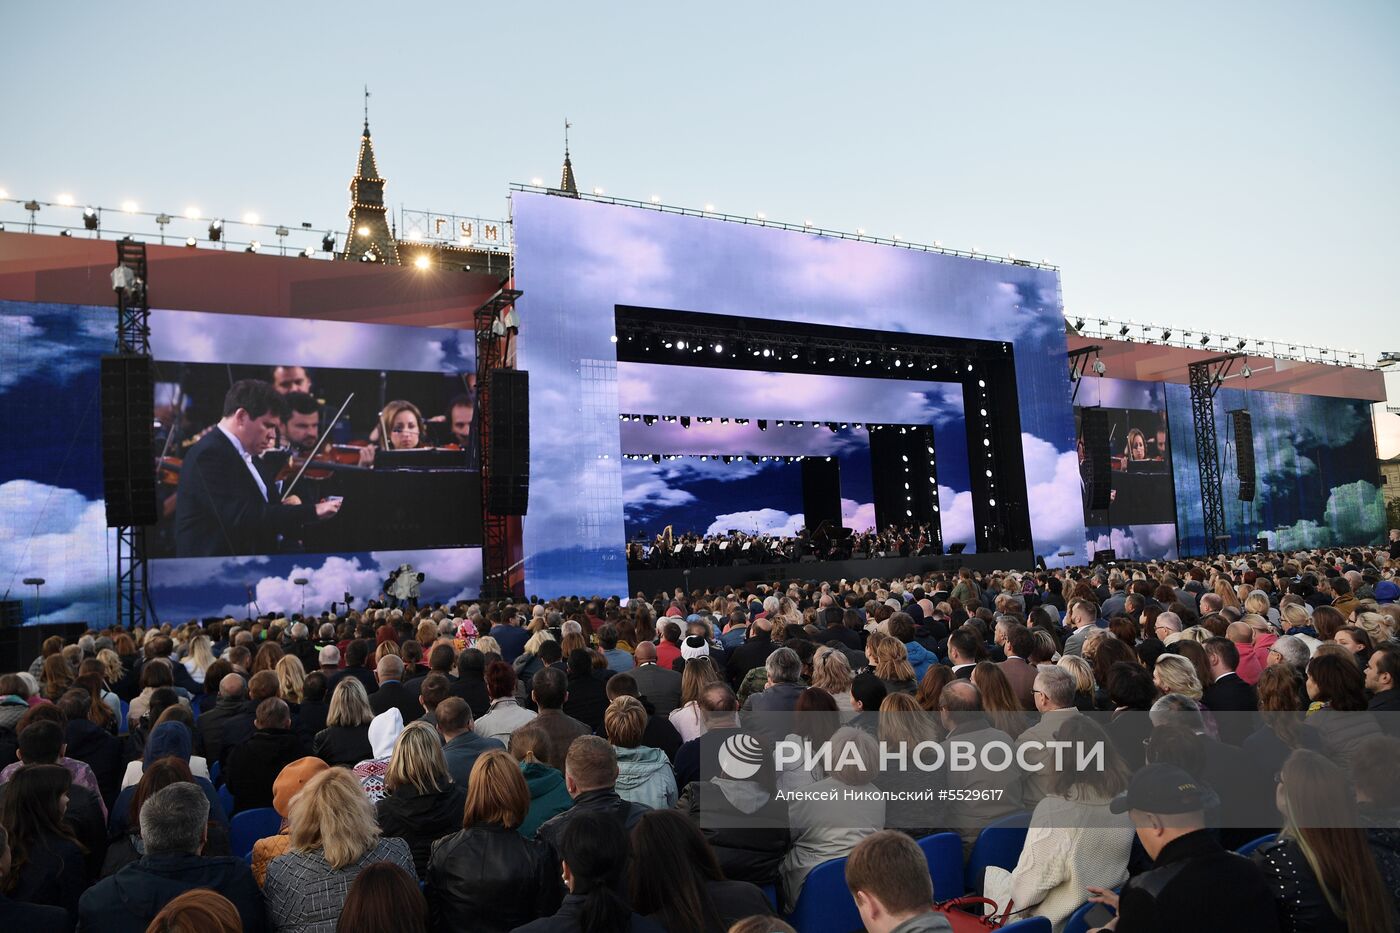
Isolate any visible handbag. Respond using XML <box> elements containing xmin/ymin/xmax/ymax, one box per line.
<box><xmin>930</xmin><ymin>896</ymin><xmax>1014</xmax><ymax>931</ymax></box>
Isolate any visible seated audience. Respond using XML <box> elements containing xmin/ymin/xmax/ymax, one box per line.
<box><xmin>436</xmin><ymin>697</ymin><xmax>504</xmax><ymax>790</ymax></box>
<box><xmin>510</xmin><ymin>724</ymin><xmax>574</xmax><ymax>839</ymax></box>
<box><xmin>530</xmin><ymin>666</ymin><xmax>593</xmax><ymax>771</ymax></box>
<box><xmin>473</xmin><ymin>660</ymin><xmax>537</xmax><ymax>745</ymax></box>
<box><xmin>374</xmin><ymin>721</ymin><xmax>464</xmax><ymax>878</ymax></box>
<box><xmin>263</xmin><ymin>767</ymin><xmax>414</xmax><ymax>932</ymax></box>
<box><xmin>0</xmin><ymin>764</ymin><xmax>87</xmax><ymax>916</ymax></box>
<box><xmin>426</xmin><ymin>749</ymin><xmax>562</xmax><ymax>932</ymax></box>
<box><xmin>844</xmin><ymin>831</ymin><xmax>954</xmax><ymax>933</ymax></box>
<box><xmin>225</xmin><ymin>698</ymin><xmax>305</xmax><ymax>813</ymax></box>
<box><xmin>604</xmin><ymin>696</ymin><xmax>676</xmax><ymax>809</ymax></box>
<box><xmin>0</xmin><ymin>823</ymin><xmax>73</xmax><ymax>930</ymax></box>
<box><xmin>312</xmin><ymin>678</ymin><xmax>376</xmax><ymax>768</ymax></box>
<box><xmin>512</xmin><ymin>809</ymin><xmax>663</xmax><ymax>933</ymax></box>
<box><xmin>102</xmin><ymin>757</ymin><xmax>231</xmax><ymax>877</ymax></box>
<box><xmin>250</xmin><ymin>757</ymin><xmax>328</xmax><ymax>886</ymax></box>
<box><xmin>78</xmin><ymin>782</ymin><xmax>263</xmax><ymax>933</ymax></box>
<box><xmin>629</xmin><ymin>809</ymin><xmax>772</xmax><ymax>933</ymax></box>
<box><xmin>537</xmin><ymin>736</ymin><xmax>650</xmax><ymax>852</ymax></box>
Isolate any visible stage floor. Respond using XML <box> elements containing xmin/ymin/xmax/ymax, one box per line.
<box><xmin>626</xmin><ymin>551</ymin><xmax>1035</xmax><ymax>596</ymax></box>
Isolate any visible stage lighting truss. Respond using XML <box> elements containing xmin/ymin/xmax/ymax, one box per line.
<box><xmin>615</xmin><ymin>319</ymin><xmax>982</xmax><ymax>378</ymax></box>
<box><xmin>1066</xmin><ymin>315</ymin><xmax>1373</xmax><ymax>369</ymax></box>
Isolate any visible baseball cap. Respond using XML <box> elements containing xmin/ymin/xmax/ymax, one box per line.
<box><xmin>318</xmin><ymin>645</ymin><xmax>341</xmax><ymax>666</ymax></box>
<box><xmin>1375</xmin><ymin>581</ymin><xmax>1399</xmax><ymax>605</ymax></box>
<box><xmin>1110</xmin><ymin>763</ymin><xmax>1220</xmax><ymax>815</ymax></box>
<box><xmin>680</xmin><ymin>634</ymin><xmax>710</xmax><ymax>660</ymax></box>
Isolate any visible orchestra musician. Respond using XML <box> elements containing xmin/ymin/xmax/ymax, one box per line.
<box><xmin>174</xmin><ymin>379</ymin><xmax>342</xmax><ymax>557</ymax></box>
<box><xmin>381</xmin><ymin>399</ymin><xmax>427</xmax><ymax>450</ymax></box>
<box><xmin>1123</xmin><ymin>427</ymin><xmax>1148</xmax><ymax>463</ymax></box>
<box><xmin>271</xmin><ymin>365</ymin><xmax>313</xmax><ymax>396</ymax></box>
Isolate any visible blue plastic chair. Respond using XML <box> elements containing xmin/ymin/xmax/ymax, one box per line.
<box><xmin>1001</xmin><ymin>917</ymin><xmax>1051</xmax><ymax>933</ymax></box>
<box><xmin>208</xmin><ymin>760</ymin><xmax>222</xmax><ymax>786</ymax></box>
<box><xmin>119</xmin><ymin>700</ymin><xmax>129</xmax><ymax>735</ymax></box>
<box><xmin>230</xmin><ymin>807</ymin><xmax>282</xmax><ymax>859</ymax></box>
<box><xmin>917</xmin><ymin>832</ymin><xmax>964</xmax><ymax>901</ymax></box>
<box><xmin>759</xmin><ymin>883</ymin><xmax>779</xmax><ymax>910</ymax></box>
<box><xmin>964</xmin><ymin>811</ymin><xmax>1032</xmax><ymax>893</ymax></box>
<box><xmin>216</xmin><ymin>784</ymin><xmax>235</xmax><ymax>821</ymax></box>
<box><xmin>1064</xmin><ymin>896</ymin><xmax>1117</xmax><ymax>933</ymax></box>
<box><xmin>1235</xmin><ymin>833</ymin><xmax>1276</xmax><ymax>856</ymax></box>
<box><xmin>784</xmin><ymin>856</ymin><xmax>862</xmax><ymax>933</ymax></box>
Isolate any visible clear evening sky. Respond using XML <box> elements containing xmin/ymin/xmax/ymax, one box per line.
<box><xmin>4</xmin><ymin>1</ymin><xmax>1398</xmax><ymax>452</ymax></box>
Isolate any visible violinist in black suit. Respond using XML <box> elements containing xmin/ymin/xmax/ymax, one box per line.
<box><xmin>175</xmin><ymin>379</ymin><xmax>342</xmax><ymax>557</ymax></box>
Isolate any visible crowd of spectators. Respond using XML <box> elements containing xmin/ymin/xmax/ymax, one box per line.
<box><xmin>0</xmin><ymin>546</ymin><xmax>1398</xmax><ymax>931</ymax></box>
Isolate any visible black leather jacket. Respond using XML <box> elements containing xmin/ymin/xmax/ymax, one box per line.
<box><xmin>1253</xmin><ymin>838</ymin><xmax>1348</xmax><ymax>933</ymax></box>
<box><xmin>425</xmin><ymin>823</ymin><xmax>563</xmax><ymax>933</ymax></box>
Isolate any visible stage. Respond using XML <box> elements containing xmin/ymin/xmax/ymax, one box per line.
<box><xmin>626</xmin><ymin>551</ymin><xmax>1035</xmax><ymax>596</ymax></box>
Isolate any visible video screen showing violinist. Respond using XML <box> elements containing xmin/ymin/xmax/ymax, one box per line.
<box><xmin>1075</xmin><ymin>406</ymin><xmax>1176</xmax><ymax>527</ymax></box>
<box><xmin>150</xmin><ymin>361</ymin><xmax>482</xmax><ymax>558</ymax></box>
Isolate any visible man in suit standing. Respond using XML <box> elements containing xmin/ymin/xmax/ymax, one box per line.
<box><xmin>175</xmin><ymin>379</ymin><xmax>341</xmax><ymax>556</ymax></box>
<box><xmin>1201</xmin><ymin>637</ymin><xmax>1257</xmax><ymax>746</ymax></box>
<box><xmin>630</xmin><ymin>642</ymin><xmax>682</xmax><ymax>717</ymax></box>
<box><xmin>369</xmin><ymin>656</ymin><xmax>420</xmax><ymax>726</ymax></box>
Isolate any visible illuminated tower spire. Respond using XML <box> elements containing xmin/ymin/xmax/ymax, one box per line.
<box><xmin>342</xmin><ymin>86</ymin><xmax>400</xmax><ymax>265</ymax></box>
<box><xmin>559</xmin><ymin>118</ymin><xmax>579</xmax><ymax>198</ymax></box>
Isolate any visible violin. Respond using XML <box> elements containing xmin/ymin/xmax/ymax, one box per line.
<box><xmin>272</xmin><ymin>442</ymin><xmax>371</xmax><ymax>483</ymax></box>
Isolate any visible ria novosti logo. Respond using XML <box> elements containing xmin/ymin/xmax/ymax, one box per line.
<box><xmin>717</xmin><ymin>733</ymin><xmax>766</xmax><ymax>779</ymax></box>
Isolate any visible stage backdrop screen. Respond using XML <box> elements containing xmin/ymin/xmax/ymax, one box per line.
<box><xmin>1165</xmin><ymin>383</ymin><xmax>1386</xmax><ymax>554</ymax></box>
<box><xmin>1073</xmin><ymin>376</ymin><xmax>1180</xmax><ymax>561</ymax></box>
<box><xmin>513</xmin><ymin>192</ymin><xmax>1085</xmax><ymax>596</ymax></box>
<box><xmin>0</xmin><ymin>300</ymin><xmax>484</xmax><ymax>626</ymax></box>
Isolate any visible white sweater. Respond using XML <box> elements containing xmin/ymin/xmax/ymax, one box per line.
<box><xmin>992</xmin><ymin>791</ymin><xmax>1133</xmax><ymax>932</ymax></box>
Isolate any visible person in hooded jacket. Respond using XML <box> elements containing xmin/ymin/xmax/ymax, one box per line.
<box><xmin>509</xmin><ymin>724</ymin><xmax>573</xmax><ymax>839</ymax></box>
<box><xmin>55</xmin><ymin>689</ymin><xmax>122</xmax><ymax>809</ymax></box>
<box><xmin>108</xmin><ymin>722</ymin><xmax>226</xmax><ymax>839</ymax></box>
<box><xmin>352</xmin><ymin>708</ymin><xmax>404</xmax><ymax>804</ymax></box>
<box><xmin>79</xmin><ymin>782</ymin><xmax>264</xmax><ymax>933</ymax></box>
<box><xmin>425</xmin><ymin>749</ymin><xmax>562</xmax><ymax>933</ymax></box>
<box><xmin>374</xmin><ymin>722</ymin><xmax>464</xmax><ymax>879</ymax></box>
<box><xmin>604</xmin><ymin>697</ymin><xmax>676</xmax><ymax>810</ymax></box>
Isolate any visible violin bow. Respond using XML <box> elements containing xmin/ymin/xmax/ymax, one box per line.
<box><xmin>280</xmin><ymin>392</ymin><xmax>355</xmax><ymax>503</ymax></box>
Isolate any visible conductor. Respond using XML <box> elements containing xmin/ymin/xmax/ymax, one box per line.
<box><xmin>175</xmin><ymin>379</ymin><xmax>342</xmax><ymax>556</ymax></box>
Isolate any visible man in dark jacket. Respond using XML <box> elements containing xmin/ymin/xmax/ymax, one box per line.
<box><xmin>369</xmin><ymin>656</ymin><xmax>421</xmax><ymax>726</ymax></box>
<box><xmin>328</xmin><ymin>639</ymin><xmax>378</xmax><ymax>696</ymax></box>
<box><xmin>561</xmin><ymin>649</ymin><xmax>611</xmax><ymax>734</ymax></box>
<box><xmin>437</xmin><ymin>698</ymin><xmax>503</xmax><ymax>790</ymax></box>
<box><xmin>1086</xmin><ymin>763</ymin><xmax>1278</xmax><ymax>933</ymax></box>
<box><xmin>57</xmin><ymin>689</ymin><xmax>123</xmax><ymax>806</ymax></box>
<box><xmin>78</xmin><ymin>783</ymin><xmax>265</xmax><ymax>933</ymax></box>
<box><xmin>195</xmin><ymin>673</ymin><xmax>254</xmax><ymax>766</ymax></box>
<box><xmin>630</xmin><ymin>642</ymin><xmax>682</xmax><ymax>717</ymax></box>
<box><xmin>224</xmin><ymin>698</ymin><xmax>305</xmax><ymax>813</ymax></box>
<box><xmin>537</xmin><ymin>736</ymin><xmax>649</xmax><ymax>852</ymax></box>
<box><xmin>724</xmin><ymin>618</ymin><xmax>774</xmax><ymax>688</ymax></box>
<box><xmin>450</xmin><ymin>649</ymin><xmax>491</xmax><ymax>718</ymax></box>
<box><xmin>529</xmin><ymin>667</ymin><xmax>592</xmax><ymax>771</ymax></box>
<box><xmin>1365</xmin><ymin>646</ymin><xmax>1400</xmax><ymax>736</ymax></box>
<box><xmin>1201</xmin><ymin>638</ymin><xmax>1258</xmax><ymax>746</ymax></box>
<box><xmin>488</xmin><ymin>610</ymin><xmax>531</xmax><ymax>663</ymax></box>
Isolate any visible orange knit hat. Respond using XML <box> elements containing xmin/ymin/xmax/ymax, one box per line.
<box><xmin>271</xmin><ymin>756</ymin><xmax>329</xmax><ymax>817</ymax></box>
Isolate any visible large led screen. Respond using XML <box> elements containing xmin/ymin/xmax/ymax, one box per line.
<box><xmin>513</xmin><ymin>193</ymin><xmax>1085</xmax><ymax>596</ymax></box>
<box><xmin>1073</xmin><ymin>376</ymin><xmax>1179</xmax><ymax>561</ymax></box>
<box><xmin>0</xmin><ymin>301</ymin><xmax>484</xmax><ymax>626</ymax></box>
<box><xmin>1165</xmin><ymin>383</ymin><xmax>1385</xmax><ymax>554</ymax></box>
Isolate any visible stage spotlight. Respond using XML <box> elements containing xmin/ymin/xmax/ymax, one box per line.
<box><xmin>23</xmin><ymin>200</ymin><xmax>40</xmax><ymax>213</ymax></box>
<box><xmin>757</xmin><ymin>420</ymin><xmax>767</xmax><ymax>431</ymax></box>
<box><xmin>1074</xmin><ymin>318</ymin><xmax>1085</xmax><ymax>330</ymax></box>
<box><xmin>651</xmin><ymin>454</ymin><xmax>661</xmax><ymax>464</ymax></box>
<box><xmin>82</xmin><ymin>207</ymin><xmax>98</xmax><ymax>230</ymax></box>
<box><xmin>713</xmin><ymin>342</ymin><xmax>723</xmax><ymax>353</ymax></box>
<box><xmin>301</xmin><ymin>246</ymin><xmax>316</xmax><ymax>258</ymax></box>
<box><xmin>1119</xmin><ymin>325</ymin><xmax>1130</xmax><ymax>336</ymax></box>
<box><xmin>56</xmin><ymin>193</ymin><xmax>75</xmax><ymax>206</ymax></box>
<box><xmin>676</xmin><ymin>340</ymin><xmax>686</xmax><ymax>350</ymax></box>
<box><xmin>1200</xmin><ymin>334</ymin><xmax>1211</xmax><ymax>345</ymax></box>
<box><xmin>184</xmin><ymin>206</ymin><xmax>200</xmax><ymax>219</ymax></box>
<box><xmin>827</xmin><ymin>355</ymin><xmax>836</xmax><ymax>363</ymax></box>
<box><xmin>184</xmin><ymin>237</ymin><xmax>197</xmax><ymax>248</ymax></box>
<box><xmin>208</xmin><ymin>220</ymin><xmax>223</xmax><ymax>241</ymax></box>
<box><xmin>363</xmin><ymin>249</ymin><xmax>378</xmax><ymax>262</ymax></box>
<box><xmin>321</xmin><ymin>232</ymin><xmax>336</xmax><ymax>252</ymax></box>
<box><xmin>1236</xmin><ymin>339</ymin><xmax>1247</xmax><ymax>350</ymax></box>
<box><xmin>643</xmin><ymin>415</ymin><xmax>656</xmax><ymax>426</ymax></box>
<box><xmin>58</xmin><ymin>230</ymin><xmax>71</xmax><ymax>237</ymax></box>
<box><xmin>722</xmin><ymin>456</ymin><xmax>733</xmax><ymax>464</ymax></box>
<box><xmin>680</xmin><ymin>416</ymin><xmax>691</xmax><ymax>429</ymax></box>
<box><xmin>1161</xmin><ymin>329</ymin><xmax>1172</xmax><ymax>340</ymax></box>
<box><xmin>246</xmin><ymin>240</ymin><xmax>261</xmax><ymax>253</ymax></box>
<box><xmin>414</xmin><ymin>255</ymin><xmax>431</xmax><ymax>269</ymax></box>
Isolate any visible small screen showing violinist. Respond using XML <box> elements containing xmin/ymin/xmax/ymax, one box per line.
<box><xmin>1074</xmin><ymin>404</ymin><xmax>1176</xmax><ymax>527</ymax></box>
<box><xmin>149</xmin><ymin>360</ymin><xmax>482</xmax><ymax>558</ymax></box>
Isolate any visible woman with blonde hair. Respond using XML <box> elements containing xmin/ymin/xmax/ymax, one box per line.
<box><xmin>426</xmin><ymin>749</ymin><xmax>562</xmax><ymax>931</ymax></box>
<box><xmin>264</xmin><ymin>767</ymin><xmax>415</xmax><ymax>932</ymax></box>
<box><xmin>182</xmin><ymin>634</ymin><xmax>217</xmax><ymax>685</ymax></box>
<box><xmin>380</xmin><ymin>399</ymin><xmax>426</xmax><ymax>450</ymax></box>
<box><xmin>810</xmin><ymin>646</ymin><xmax>855</xmax><ymax>713</ymax></box>
<box><xmin>374</xmin><ymin>641</ymin><xmax>401</xmax><ymax>667</ymax></box>
<box><xmin>1057</xmin><ymin>655</ymin><xmax>1097</xmax><ymax>711</ymax></box>
<box><xmin>39</xmin><ymin>653</ymin><xmax>74</xmax><ymax>702</ymax></box>
<box><xmin>1255</xmin><ymin>749</ymin><xmax>1395</xmax><ymax>933</ymax></box>
<box><xmin>276</xmin><ymin>655</ymin><xmax>307</xmax><ymax>705</ymax></box>
<box><xmin>375</xmin><ymin>722</ymin><xmax>465</xmax><ymax>878</ymax></box>
<box><xmin>508</xmin><ymin>724</ymin><xmax>574</xmax><ymax>838</ymax></box>
<box><xmin>1152</xmin><ymin>653</ymin><xmax>1203</xmax><ymax>701</ymax></box>
<box><xmin>669</xmin><ymin>657</ymin><xmax>722</xmax><ymax>742</ymax></box>
<box><xmin>1214</xmin><ymin>577</ymin><xmax>1241</xmax><ymax>610</ymax></box>
<box><xmin>873</xmin><ymin>638</ymin><xmax>917</xmax><ymax>696</ymax></box>
<box><xmin>313</xmin><ymin>678</ymin><xmax>375</xmax><ymax>767</ymax></box>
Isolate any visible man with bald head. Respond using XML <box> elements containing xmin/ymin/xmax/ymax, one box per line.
<box><xmin>370</xmin><ymin>654</ymin><xmax>421</xmax><ymax>725</ymax></box>
<box><xmin>195</xmin><ymin>672</ymin><xmax>252</xmax><ymax>766</ymax></box>
<box><xmin>631</xmin><ymin>639</ymin><xmax>682</xmax><ymax>716</ymax></box>
<box><xmin>940</xmin><ymin>679</ymin><xmax>1023</xmax><ymax>854</ymax></box>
